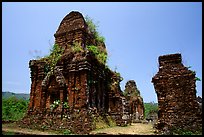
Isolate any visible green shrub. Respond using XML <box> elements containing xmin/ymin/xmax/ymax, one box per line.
<box><xmin>72</xmin><ymin>42</ymin><xmax>83</xmax><ymax>52</ymax></box>
<box><xmin>43</xmin><ymin>44</ymin><xmax>64</xmax><ymax>73</ymax></box>
<box><xmin>87</xmin><ymin>45</ymin><xmax>107</xmax><ymax>65</ymax></box>
<box><xmin>48</xmin><ymin>44</ymin><xmax>64</xmax><ymax>69</ymax></box>
<box><xmin>97</xmin><ymin>52</ymin><xmax>107</xmax><ymax>64</ymax></box>
<box><xmin>50</xmin><ymin>100</ymin><xmax>69</xmax><ymax>111</ymax></box>
<box><xmin>63</xmin><ymin>129</ymin><xmax>72</xmax><ymax>135</ymax></box>
<box><xmin>2</xmin><ymin>96</ymin><xmax>29</xmax><ymax>121</ymax></box>
<box><xmin>85</xmin><ymin>15</ymin><xmax>105</xmax><ymax>43</ymax></box>
<box><xmin>50</xmin><ymin>100</ymin><xmax>60</xmax><ymax>111</ymax></box>
<box><xmin>87</xmin><ymin>45</ymin><xmax>99</xmax><ymax>55</ymax></box>
<box><xmin>63</xmin><ymin>102</ymin><xmax>69</xmax><ymax>109</ymax></box>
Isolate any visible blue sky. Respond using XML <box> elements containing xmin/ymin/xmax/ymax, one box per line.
<box><xmin>2</xmin><ymin>2</ymin><xmax>202</xmax><ymax>103</ymax></box>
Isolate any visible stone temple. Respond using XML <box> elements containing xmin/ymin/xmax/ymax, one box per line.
<box><xmin>20</xmin><ymin>11</ymin><xmax>144</xmax><ymax>134</ymax></box>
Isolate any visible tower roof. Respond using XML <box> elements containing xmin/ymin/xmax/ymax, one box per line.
<box><xmin>54</xmin><ymin>11</ymin><xmax>87</xmax><ymax>37</ymax></box>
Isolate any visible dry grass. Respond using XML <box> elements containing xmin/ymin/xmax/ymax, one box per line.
<box><xmin>2</xmin><ymin>123</ymin><xmax>60</xmax><ymax>135</ymax></box>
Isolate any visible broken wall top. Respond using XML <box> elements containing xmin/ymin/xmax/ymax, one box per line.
<box><xmin>158</xmin><ymin>53</ymin><xmax>182</xmax><ymax>67</ymax></box>
<box><xmin>152</xmin><ymin>53</ymin><xmax>194</xmax><ymax>82</ymax></box>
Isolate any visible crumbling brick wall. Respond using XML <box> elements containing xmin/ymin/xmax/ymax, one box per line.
<box><xmin>108</xmin><ymin>74</ymin><xmax>131</xmax><ymax>126</ymax></box>
<box><xmin>152</xmin><ymin>53</ymin><xmax>202</xmax><ymax>133</ymax></box>
<box><xmin>22</xmin><ymin>11</ymin><xmax>130</xmax><ymax>134</ymax></box>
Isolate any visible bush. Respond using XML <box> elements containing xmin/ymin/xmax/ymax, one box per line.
<box><xmin>46</xmin><ymin>44</ymin><xmax>64</xmax><ymax>71</ymax></box>
<box><xmin>72</xmin><ymin>42</ymin><xmax>83</xmax><ymax>53</ymax></box>
<box><xmin>50</xmin><ymin>100</ymin><xmax>60</xmax><ymax>111</ymax></box>
<box><xmin>87</xmin><ymin>45</ymin><xmax>107</xmax><ymax>65</ymax></box>
<box><xmin>2</xmin><ymin>96</ymin><xmax>29</xmax><ymax>121</ymax></box>
<box><xmin>63</xmin><ymin>129</ymin><xmax>72</xmax><ymax>135</ymax></box>
<box><xmin>85</xmin><ymin>15</ymin><xmax>105</xmax><ymax>43</ymax></box>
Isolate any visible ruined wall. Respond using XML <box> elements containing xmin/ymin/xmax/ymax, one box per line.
<box><xmin>23</xmin><ymin>11</ymin><xmax>129</xmax><ymax>134</ymax></box>
<box><xmin>108</xmin><ymin>74</ymin><xmax>131</xmax><ymax>126</ymax></box>
<box><xmin>124</xmin><ymin>80</ymin><xmax>144</xmax><ymax>122</ymax></box>
<box><xmin>152</xmin><ymin>53</ymin><xmax>202</xmax><ymax>133</ymax></box>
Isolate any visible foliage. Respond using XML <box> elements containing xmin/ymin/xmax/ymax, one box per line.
<box><xmin>92</xmin><ymin>115</ymin><xmax>116</xmax><ymax>130</ymax></box>
<box><xmin>106</xmin><ymin>116</ymin><xmax>117</xmax><ymax>127</ymax></box>
<box><xmin>72</xmin><ymin>41</ymin><xmax>83</xmax><ymax>53</ymax></box>
<box><xmin>45</xmin><ymin>44</ymin><xmax>64</xmax><ymax>73</ymax></box>
<box><xmin>187</xmin><ymin>67</ymin><xmax>201</xmax><ymax>82</ymax></box>
<box><xmin>87</xmin><ymin>45</ymin><xmax>107</xmax><ymax>65</ymax></box>
<box><xmin>2</xmin><ymin>91</ymin><xmax>30</xmax><ymax>100</ymax></box>
<box><xmin>94</xmin><ymin>115</ymin><xmax>109</xmax><ymax>129</ymax></box>
<box><xmin>123</xmin><ymin>91</ymin><xmax>128</xmax><ymax>97</ymax></box>
<box><xmin>2</xmin><ymin>131</ymin><xmax>16</xmax><ymax>135</ymax></box>
<box><xmin>50</xmin><ymin>100</ymin><xmax>69</xmax><ymax>111</ymax></box>
<box><xmin>50</xmin><ymin>100</ymin><xmax>60</xmax><ymax>111</ymax></box>
<box><xmin>87</xmin><ymin>45</ymin><xmax>99</xmax><ymax>55</ymax></box>
<box><xmin>169</xmin><ymin>127</ymin><xmax>202</xmax><ymax>135</ymax></box>
<box><xmin>63</xmin><ymin>129</ymin><xmax>72</xmax><ymax>135</ymax></box>
<box><xmin>144</xmin><ymin>102</ymin><xmax>158</xmax><ymax>118</ymax></box>
<box><xmin>31</xmin><ymin>44</ymin><xmax>64</xmax><ymax>75</ymax></box>
<box><xmin>85</xmin><ymin>15</ymin><xmax>105</xmax><ymax>43</ymax></box>
<box><xmin>63</xmin><ymin>102</ymin><xmax>69</xmax><ymax>109</ymax></box>
<box><xmin>195</xmin><ymin>77</ymin><xmax>201</xmax><ymax>81</ymax></box>
<box><xmin>2</xmin><ymin>96</ymin><xmax>29</xmax><ymax>121</ymax></box>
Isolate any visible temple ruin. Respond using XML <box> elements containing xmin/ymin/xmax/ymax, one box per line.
<box><xmin>19</xmin><ymin>11</ymin><xmax>134</xmax><ymax>134</ymax></box>
<box><xmin>152</xmin><ymin>53</ymin><xmax>202</xmax><ymax>134</ymax></box>
<box><xmin>123</xmin><ymin>80</ymin><xmax>144</xmax><ymax>122</ymax></box>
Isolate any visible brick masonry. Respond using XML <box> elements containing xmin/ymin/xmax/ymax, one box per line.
<box><xmin>20</xmin><ymin>11</ymin><xmax>133</xmax><ymax>134</ymax></box>
<box><xmin>152</xmin><ymin>53</ymin><xmax>202</xmax><ymax>133</ymax></box>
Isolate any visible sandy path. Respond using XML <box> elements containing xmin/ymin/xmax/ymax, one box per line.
<box><xmin>90</xmin><ymin>123</ymin><xmax>156</xmax><ymax>135</ymax></box>
<box><xmin>2</xmin><ymin>122</ymin><xmax>156</xmax><ymax>135</ymax></box>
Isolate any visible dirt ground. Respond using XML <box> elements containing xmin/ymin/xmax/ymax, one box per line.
<box><xmin>90</xmin><ymin>123</ymin><xmax>156</xmax><ymax>135</ymax></box>
<box><xmin>2</xmin><ymin>123</ymin><xmax>59</xmax><ymax>135</ymax></box>
<box><xmin>2</xmin><ymin>122</ymin><xmax>156</xmax><ymax>135</ymax></box>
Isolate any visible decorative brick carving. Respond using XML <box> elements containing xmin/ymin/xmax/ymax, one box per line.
<box><xmin>152</xmin><ymin>53</ymin><xmax>202</xmax><ymax>134</ymax></box>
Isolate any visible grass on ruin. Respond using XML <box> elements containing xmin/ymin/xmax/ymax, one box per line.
<box><xmin>170</xmin><ymin>128</ymin><xmax>202</xmax><ymax>135</ymax></box>
<box><xmin>93</xmin><ymin>115</ymin><xmax>117</xmax><ymax>130</ymax></box>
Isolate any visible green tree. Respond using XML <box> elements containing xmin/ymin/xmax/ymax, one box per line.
<box><xmin>2</xmin><ymin>96</ymin><xmax>29</xmax><ymax>121</ymax></box>
<box><xmin>144</xmin><ymin>102</ymin><xmax>158</xmax><ymax>118</ymax></box>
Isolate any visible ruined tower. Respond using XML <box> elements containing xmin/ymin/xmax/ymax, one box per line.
<box><xmin>152</xmin><ymin>53</ymin><xmax>202</xmax><ymax>134</ymax></box>
<box><xmin>124</xmin><ymin>80</ymin><xmax>144</xmax><ymax>122</ymax></box>
<box><xmin>22</xmin><ymin>11</ymin><xmax>130</xmax><ymax>134</ymax></box>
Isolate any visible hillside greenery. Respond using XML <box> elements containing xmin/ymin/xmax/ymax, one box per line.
<box><xmin>2</xmin><ymin>93</ymin><xmax>158</xmax><ymax>122</ymax></box>
<box><xmin>2</xmin><ymin>91</ymin><xmax>30</xmax><ymax>100</ymax></box>
<box><xmin>2</xmin><ymin>96</ymin><xmax>29</xmax><ymax>121</ymax></box>
<box><xmin>144</xmin><ymin>102</ymin><xmax>158</xmax><ymax>118</ymax></box>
